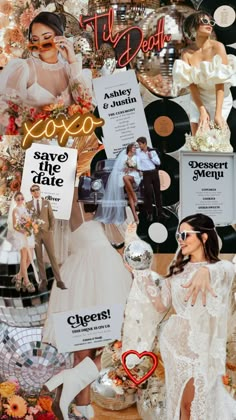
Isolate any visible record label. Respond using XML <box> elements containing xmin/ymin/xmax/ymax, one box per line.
<box><xmin>214</xmin><ymin>5</ymin><xmax>236</xmax><ymax>28</ymax></box>
<box><xmin>159</xmin><ymin>170</ymin><xmax>171</xmax><ymax>191</ymax></box>
<box><xmin>201</xmin><ymin>0</ymin><xmax>236</xmax><ymax>45</ymax></box>
<box><xmin>145</xmin><ymin>99</ymin><xmax>190</xmax><ymax>153</ymax></box>
<box><xmin>154</xmin><ymin>116</ymin><xmax>174</xmax><ymax>137</ymax></box>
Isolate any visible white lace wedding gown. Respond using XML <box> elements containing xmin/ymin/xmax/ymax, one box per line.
<box><xmin>172</xmin><ymin>54</ymin><xmax>236</xmax><ymax>123</ymax></box>
<box><xmin>42</xmin><ymin>220</ymin><xmax>132</xmax><ymax>347</ymax></box>
<box><xmin>122</xmin><ymin>260</ymin><xmax>236</xmax><ymax>420</ymax></box>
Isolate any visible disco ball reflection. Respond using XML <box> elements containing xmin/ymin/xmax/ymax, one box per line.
<box><xmin>0</xmin><ymin>218</ymin><xmax>52</xmax><ymax>328</ymax></box>
<box><xmin>0</xmin><ymin>323</ymin><xmax>72</xmax><ymax>392</ymax></box>
<box><xmin>131</xmin><ymin>5</ymin><xmax>196</xmax><ymax>97</ymax></box>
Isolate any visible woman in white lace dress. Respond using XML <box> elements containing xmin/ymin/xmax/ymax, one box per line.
<box><xmin>132</xmin><ymin>213</ymin><xmax>235</xmax><ymax>420</ymax></box>
<box><xmin>8</xmin><ymin>192</ymin><xmax>35</xmax><ymax>293</ymax></box>
<box><xmin>172</xmin><ymin>11</ymin><xmax>236</xmax><ymax>136</ymax></box>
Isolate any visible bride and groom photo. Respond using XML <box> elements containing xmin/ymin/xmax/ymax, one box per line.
<box><xmin>7</xmin><ymin>184</ymin><xmax>66</xmax><ymax>294</ymax></box>
<box><xmin>95</xmin><ymin>136</ymin><xmax>169</xmax><ymax>226</ymax></box>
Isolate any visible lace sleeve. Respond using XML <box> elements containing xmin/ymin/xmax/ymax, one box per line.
<box><xmin>203</xmin><ymin>260</ymin><xmax>235</xmax><ymax>317</ymax></box>
<box><xmin>134</xmin><ymin>270</ymin><xmax>172</xmax><ymax>312</ymax></box>
<box><xmin>124</xmin><ymin>223</ymin><xmax>140</xmax><ymax>246</ymax></box>
<box><xmin>122</xmin><ymin>269</ymin><xmax>171</xmax><ymax>367</ymax></box>
<box><xmin>186</xmin><ymin>260</ymin><xmax>235</xmax><ymax>381</ymax></box>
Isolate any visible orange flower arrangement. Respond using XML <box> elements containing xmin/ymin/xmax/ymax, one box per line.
<box><xmin>0</xmin><ymin>379</ymin><xmax>57</xmax><ymax>419</ymax></box>
<box><xmin>19</xmin><ymin>4</ymin><xmax>37</xmax><ymax>30</ymax></box>
<box><xmin>222</xmin><ymin>375</ymin><xmax>232</xmax><ymax>386</ymax></box>
<box><xmin>0</xmin><ymin>381</ymin><xmax>17</xmax><ymax>398</ymax></box>
<box><xmin>4</xmin><ymin>395</ymin><xmax>27</xmax><ymax>418</ymax></box>
<box><xmin>0</xmin><ymin>0</ymin><xmax>13</xmax><ymax>15</ymax></box>
<box><xmin>10</xmin><ymin>178</ymin><xmax>21</xmax><ymax>192</ymax></box>
<box><xmin>37</xmin><ymin>395</ymin><xmax>53</xmax><ymax>413</ymax></box>
<box><xmin>3</xmin><ymin>27</ymin><xmax>25</xmax><ymax>45</ymax></box>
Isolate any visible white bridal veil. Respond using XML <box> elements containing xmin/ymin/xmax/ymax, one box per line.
<box><xmin>95</xmin><ymin>149</ymin><xmax>128</xmax><ymax>225</ymax></box>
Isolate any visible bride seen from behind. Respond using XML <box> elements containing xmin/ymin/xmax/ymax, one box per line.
<box><xmin>41</xmin><ymin>187</ymin><xmax>132</xmax><ymax>420</ymax></box>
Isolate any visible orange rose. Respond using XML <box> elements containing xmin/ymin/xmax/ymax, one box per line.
<box><xmin>10</xmin><ymin>179</ymin><xmax>21</xmax><ymax>192</ymax></box>
<box><xmin>0</xmin><ymin>1</ymin><xmax>13</xmax><ymax>15</ymax></box>
<box><xmin>37</xmin><ymin>395</ymin><xmax>53</xmax><ymax>412</ymax></box>
<box><xmin>222</xmin><ymin>375</ymin><xmax>229</xmax><ymax>385</ymax></box>
<box><xmin>113</xmin><ymin>340</ymin><xmax>122</xmax><ymax>349</ymax></box>
<box><xmin>68</xmin><ymin>104</ymin><xmax>81</xmax><ymax>116</ymax></box>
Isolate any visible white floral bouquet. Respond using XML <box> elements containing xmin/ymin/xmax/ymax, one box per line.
<box><xmin>126</xmin><ymin>157</ymin><xmax>137</xmax><ymax>169</ymax></box>
<box><xmin>184</xmin><ymin>122</ymin><xmax>233</xmax><ymax>153</ymax></box>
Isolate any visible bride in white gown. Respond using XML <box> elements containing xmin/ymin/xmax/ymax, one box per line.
<box><xmin>7</xmin><ymin>192</ymin><xmax>36</xmax><ymax>293</ymax></box>
<box><xmin>42</xmin><ymin>188</ymin><xmax>132</xmax><ymax>420</ymax></box>
<box><xmin>172</xmin><ymin>11</ymin><xmax>236</xmax><ymax>139</ymax></box>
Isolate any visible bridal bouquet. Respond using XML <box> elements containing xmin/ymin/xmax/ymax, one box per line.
<box><xmin>126</xmin><ymin>157</ymin><xmax>137</xmax><ymax>169</ymax></box>
<box><xmin>15</xmin><ymin>214</ymin><xmax>44</xmax><ymax>236</ymax></box>
<box><xmin>184</xmin><ymin>122</ymin><xmax>233</xmax><ymax>152</ymax></box>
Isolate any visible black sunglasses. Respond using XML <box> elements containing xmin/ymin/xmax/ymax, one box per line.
<box><xmin>200</xmin><ymin>17</ymin><xmax>216</xmax><ymax>27</ymax></box>
<box><xmin>176</xmin><ymin>230</ymin><xmax>201</xmax><ymax>241</ymax></box>
<box><xmin>31</xmin><ymin>188</ymin><xmax>40</xmax><ymax>192</ymax></box>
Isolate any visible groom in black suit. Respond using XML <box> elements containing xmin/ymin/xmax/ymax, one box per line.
<box><xmin>136</xmin><ymin>137</ymin><xmax>163</xmax><ymax>222</ymax></box>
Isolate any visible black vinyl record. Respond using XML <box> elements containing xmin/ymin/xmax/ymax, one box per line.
<box><xmin>145</xmin><ymin>99</ymin><xmax>190</xmax><ymax>153</ymax></box>
<box><xmin>225</xmin><ymin>46</ymin><xmax>236</xmax><ymax>101</ymax></box>
<box><xmin>137</xmin><ymin>208</ymin><xmax>179</xmax><ymax>253</ymax></box>
<box><xmin>90</xmin><ymin>149</ymin><xmax>107</xmax><ymax>174</ymax></box>
<box><xmin>227</xmin><ymin>106</ymin><xmax>236</xmax><ymax>152</ymax></box>
<box><xmin>93</xmin><ymin>107</ymin><xmax>104</xmax><ymax>143</ymax></box>
<box><xmin>160</xmin><ymin>154</ymin><xmax>179</xmax><ymax>206</ymax></box>
<box><xmin>200</xmin><ymin>0</ymin><xmax>236</xmax><ymax>45</ymax></box>
<box><xmin>216</xmin><ymin>225</ymin><xmax>236</xmax><ymax>253</ymax></box>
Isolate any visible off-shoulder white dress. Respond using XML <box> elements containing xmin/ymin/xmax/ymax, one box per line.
<box><xmin>172</xmin><ymin>54</ymin><xmax>236</xmax><ymax>123</ymax></box>
<box><xmin>122</xmin><ymin>260</ymin><xmax>236</xmax><ymax>420</ymax></box>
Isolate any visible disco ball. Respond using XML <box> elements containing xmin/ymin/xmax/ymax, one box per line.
<box><xmin>136</xmin><ymin>377</ymin><xmax>166</xmax><ymax>419</ymax></box>
<box><xmin>131</xmin><ymin>5</ymin><xmax>196</xmax><ymax>98</ymax></box>
<box><xmin>124</xmin><ymin>240</ymin><xmax>153</xmax><ymax>270</ymax></box>
<box><xmin>91</xmin><ymin>368</ymin><xmax>136</xmax><ymax>410</ymax></box>
<box><xmin>0</xmin><ymin>323</ymin><xmax>72</xmax><ymax>392</ymax></box>
<box><xmin>0</xmin><ymin>218</ymin><xmax>53</xmax><ymax>328</ymax></box>
<box><xmin>73</xmin><ymin>31</ymin><xmax>94</xmax><ymax>56</ymax></box>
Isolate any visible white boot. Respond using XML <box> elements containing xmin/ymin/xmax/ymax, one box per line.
<box><xmin>76</xmin><ymin>404</ymin><xmax>94</xmax><ymax>419</ymax></box>
<box><xmin>60</xmin><ymin>357</ymin><xmax>99</xmax><ymax>420</ymax></box>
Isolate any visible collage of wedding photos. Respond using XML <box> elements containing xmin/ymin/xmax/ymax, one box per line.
<box><xmin>0</xmin><ymin>0</ymin><xmax>236</xmax><ymax>419</ymax></box>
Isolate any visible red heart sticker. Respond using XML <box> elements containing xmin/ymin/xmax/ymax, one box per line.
<box><xmin>121</xmin><ymin>350</ymin><xmax>158</xmax><ymax>385</ymax></box>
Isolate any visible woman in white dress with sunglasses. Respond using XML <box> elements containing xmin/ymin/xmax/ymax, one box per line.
<box><xmin>172</xmin><ymin>11</ymin><xmax>236</xmax><ymax>136</ymax></box>
<box><xmin>0</xmin><ymin>12</ymin><xmax>91</xmax><ymax>111</ymax></box>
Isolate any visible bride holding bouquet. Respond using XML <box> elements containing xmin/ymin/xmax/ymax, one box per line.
<box><xmin>7</xmin><ymin>191</ymin><xmax>42</xmax><ymax>292</ymax></box>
